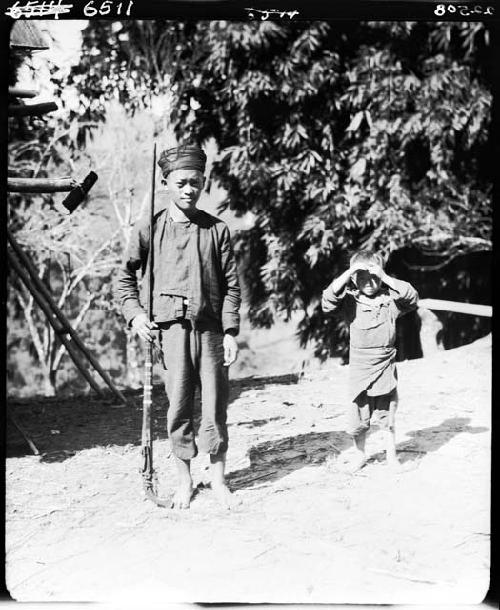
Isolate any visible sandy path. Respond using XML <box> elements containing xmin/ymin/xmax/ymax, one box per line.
<box><xmin>5</xmin><ymin>336</ymin><xmax>491</xmax><ymax>604</ymax></box>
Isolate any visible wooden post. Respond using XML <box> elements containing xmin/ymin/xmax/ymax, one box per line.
<box><xmin>9</xmin><ymin>102</ymin><xmax>58</xmax><ymax>117</ymax></box>
<box><xmin>8</xmin><ymin>230</ymin><xmax>128</xmax><ymax>405</ymax></box>
<box><xmin>8</xmin><ymin>249</ymin><xmax>105</xmax><ymax>397</ymax></box>
<box><xmin>8</xmin><ymin>177</ymin><xmax>77</xmax><ymax>193</ymax></box>
<box><xmin>8</xmin><ymin>87</ymin><xmax>39</xmax><ymax>98</ymax></box>
<box><xmin>417</xmin><ymin>307</ymin><xmax>444</xmax><ymax>357</ymax></box>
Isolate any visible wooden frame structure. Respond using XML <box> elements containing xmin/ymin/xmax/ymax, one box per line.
<box><xmin>8</xmin><ymin>21</ymin><xmax>127</xmax><ymax>456</ymax></box>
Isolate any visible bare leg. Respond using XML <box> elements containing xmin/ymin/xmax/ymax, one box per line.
<box><xmin>385</xmin><ymin>392</ymin><xmax>399</xmax><ymax>467</ymax></box>
<box><xmin>385</xmin><ymin>428</ymin><xmax>399</xmax><ymax>465</ymax></box>
<box><xmin>171</xmin><ymin>456</ymin><xmax>194</xmax><ymax>509</ymax></box>
<box><xmin>350</xmin><ymin>430</ymin><xmax>367</xmax><ymax>471</ymax></box>
<box><xmin>210</xmin><ymin>453</ymin><xmax>236</xmax><ymax>509</ymax></box>
<box><xmin>342</xmin><ymin>397</ymin><xmax>369</xmax><ymax>472</ymax></box>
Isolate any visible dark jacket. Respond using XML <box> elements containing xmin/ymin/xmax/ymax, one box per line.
<box><xmin>115</xmin><ymin>206</ymin><xmax>241</xmax><ymax>335</ymax></box>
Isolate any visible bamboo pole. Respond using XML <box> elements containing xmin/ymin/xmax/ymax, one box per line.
<box><xmin>9</xmin><ymin>102</ymin><xmax>58</xmax><ymax>117</ymax></box>
<box><xmin>8</xmin><ymin>249</ymin><xmax>105</xmax><ymax>397</ymax></box>
<box><xmin>8</xmin><ymin>177</ymin><xmax>77</xmax><ymax>193</ymax></box>
<box><xmin>7</xmin><ymin>230</ymin><xmax>129</xmax><ymax>405</ymax></box>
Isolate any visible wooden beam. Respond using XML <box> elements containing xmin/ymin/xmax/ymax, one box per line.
<box><xmin>8</xmin><ymin>177</ymin><xmax>77</xmax><ymax>193</ymax></box>
<box><xmin>10</xmin><ymin>21</ymin><xmax>50</xmax><ymax>51</ymax></box>
<box><xmin>9</xmin><ymin>87</ymin><xmax>39</xmax><ymax>98</ymax></box>
<box><xmin>8</xmin><ymin>231</ymin><xmax>129</xmax><ymax>406</ymax></box>
<box><xmin>9</xmin><ymin>102</ymin><xmax>58</xmax><ymax>117</ymax></box>
<box><xmin>418</xmin><ymin>298</ymin><xmax>492</xmax><ymax>318</ymax></box>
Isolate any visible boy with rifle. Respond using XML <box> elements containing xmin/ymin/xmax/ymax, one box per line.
<box><xmin>116</xmin><ymin>144</ymin><xmax>241</xmax><ymax>509</ymax></box>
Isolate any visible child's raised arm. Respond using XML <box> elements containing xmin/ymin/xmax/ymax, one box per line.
<box><xmin>367</xmin><ymin>263</ymin><xmax>419</xmax><ymax>314</ymax></box>
<box><xmin>321</xmin><ymin>262</ymin><xmax>367</xmax><ymax>312</ymax></box>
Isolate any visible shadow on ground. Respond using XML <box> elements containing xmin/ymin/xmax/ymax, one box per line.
<box><xmin>227</xmin><ymin>430</ymin><xmax>352</xmax><ymax>490</ymax></box>
<box><xmin>368</xmin><ymin>417</ymin><xmax>489</xmax><ymax>464</ymax></box>
<box><xmin>227</xmin><ymin>416</ymin><xmax>489</xmax><ymax>487</ymax></box>
<box><xmin>7</xmin><ymin>373</ymin><xmax>300</xmax><ymax>462</ymax></box>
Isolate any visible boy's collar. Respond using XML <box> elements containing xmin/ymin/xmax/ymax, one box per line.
<box><xmin>168</xmin><ymin>201</ymin><xmax>200</xmax><ymax>224</ymax></box>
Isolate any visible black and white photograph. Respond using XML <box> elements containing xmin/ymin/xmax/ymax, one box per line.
<box><xmin>4</xmin><ymin>4</ymin><xmax>495</xmax><ymax>606</ymax></box>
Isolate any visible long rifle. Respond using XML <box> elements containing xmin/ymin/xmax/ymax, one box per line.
<box><xmin>141</xmin><ymin>142</ymin><xmax>170</xmax><ymax>508</ymax></box>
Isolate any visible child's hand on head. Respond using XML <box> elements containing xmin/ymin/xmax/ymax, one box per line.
<box><xmin>367</xmin><ymin>263</ymin><xmax>386</xmax><ymax>281</ymax></box>
<box><xmin>349</xmin><ymin>261</ymin><xmax>368</xmax><ymax>276</ymax></box>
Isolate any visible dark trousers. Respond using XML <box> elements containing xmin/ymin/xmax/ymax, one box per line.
<box><xmin>346</xmin><ymin>389</ymin><xmax>398</xmax><ymax>438</ymax></box>
<box><xmin>158</xmin><ymin>320</ymin><xmax>229</xmax><ymax>460</ymax></box>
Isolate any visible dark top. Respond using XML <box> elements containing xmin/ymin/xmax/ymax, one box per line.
<box><xmin>153</xmin><ymin>215</ymin><xmax>192</xmax><ymax>323</ymax></box>
<box><xmin>115</xmin><ymin>203</ymin><xmax>241</xmax><ymax>335</ymax></box>
<box><xmin>161</xmin><ymin>215</ymin><xmax>191</xmax><ymax>297</ymax></box>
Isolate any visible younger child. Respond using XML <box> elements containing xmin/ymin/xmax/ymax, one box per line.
<box><xmin>322</xmin><ymin>250</ymin><xmax>418</xmax><ymax>471</ymax></box>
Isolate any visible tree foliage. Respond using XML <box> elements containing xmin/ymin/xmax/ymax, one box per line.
<box><xmin>70</xmin><ymin>20</ymin><xmax>492</xmax><ymax>359</ymax></box>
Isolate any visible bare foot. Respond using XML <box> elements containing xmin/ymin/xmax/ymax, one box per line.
<box><xmin>386</xmin><ymin>451</ymin><xmax>401</xmax><ymax>471</ymax></box>
<box><xmin>171</xmin><ymin>483</ymin><xmax>193</xmax><ymax>509</ymax></box>
<box><xmin>339</xmin><ymin>449</ymin><xmax>367</xmax><ymax>473</ymax></box>
<box><xmin>211</xmin><ymin>481</ymin><xmax>238</xmax><ymax>510</ymax></box>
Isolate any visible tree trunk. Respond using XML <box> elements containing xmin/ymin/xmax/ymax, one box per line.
<box><xmin>42</xmin><ymin>368</ymin><xmax>57</xmax><ymax>397</ymax></box>
<box><xmin>125</xmin><ymin>329</ymin><xmax>143</xmax><ymax>389</ymax></box>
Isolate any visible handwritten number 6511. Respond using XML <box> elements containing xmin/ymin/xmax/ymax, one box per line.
<box><xmin>84</xmin><ymin>0</ymin><xmax>133</xmax><ymax>16</ymax></box>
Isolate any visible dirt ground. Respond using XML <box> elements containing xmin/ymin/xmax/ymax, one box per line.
<box><xmin>5</xmin><ymin>335</ymin><xmax>491</xmax><ymax>605</ymax></box>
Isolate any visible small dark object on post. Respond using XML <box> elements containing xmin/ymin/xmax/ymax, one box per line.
<box><xmin>62</xmin><ymin>171</ymin><xmax>98</xmax><ymax>213</ymax></box>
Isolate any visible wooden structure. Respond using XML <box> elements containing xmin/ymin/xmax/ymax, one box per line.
<box><xmin>417</xmin><ymin>299</ymin><xmax>491</xmax><ymax>357</ymax></box>
<box><xmin>10</xmin><ymin>21</ymin><xmax>50</xmax><ymax>51</ymax></box>
<box><xmin>8</xmin><ymin>21</ymin><xmax>127</xmax><ymax>456</ymax></box>
<box><xmin>418</xmin><ymin>298</ymin><xmax>491</xmax><ymax>318</ymax></box>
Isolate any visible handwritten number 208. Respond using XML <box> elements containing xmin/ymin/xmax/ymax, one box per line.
<box><xmin>84</xmin><ymin>0</ymin><xmax>134</xmax><ymax>16</ymax></box>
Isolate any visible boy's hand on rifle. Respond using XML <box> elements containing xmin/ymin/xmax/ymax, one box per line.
<box><xmin>223</xmin><ymin>333</ymin><xmax>239</xmax><ymax>367</ymax></box>
<box><xmin>132</xmin><ymin>313</ymin><xmax>158</xmax><ymax>343</ymax></box>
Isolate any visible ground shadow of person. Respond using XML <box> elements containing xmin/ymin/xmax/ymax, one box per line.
<box><xmin>369</xmin><ymin>417</ymin><xmax>488</xmax><ymax>465</ymax></box>
<box><xmin>227</xmin><ymin>430</ymin><xmax>352</xmax><ymax>491</ymax></box>
<box><xmin>7</xmin><ymin>373</ymin><xmax>301</xmax><ymax>463</ymax></box>
<box><xmin>227</xmin><ymin>372</ymin><xmax>299</xmax><ymax>404</ymax></box>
